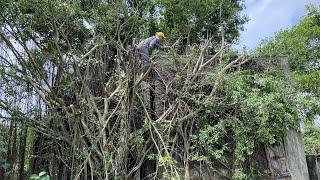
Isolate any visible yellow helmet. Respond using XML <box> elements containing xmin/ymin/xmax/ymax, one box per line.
<box><xmin>156</xmin><ymin>32</ymin><xmax>166</xmax><ymax>41</ymax></box>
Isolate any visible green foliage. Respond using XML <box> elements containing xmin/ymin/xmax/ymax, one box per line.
<box><xmin>158</xmin><ymin>156</ymin><xmax>175</xmax><ymax>167</ymax></box>
<box><xmin>129</xmin><ymin>134</ymin><xmax>145</xmax><ymax>150</ymax></box>
<box><xmin>30</xmin><ymin>171</ymin><xmax>50</xmax><ymax>180</ymax></box>
<box><xmin>195</xmin><ymin>122</ymin><xmax>228</xmax><ymax>161</ymax></box>
<box><xmin>190</xmin><ymin>69</ymin><xmax>304</xmax><ymax>177</ymax></box>
<box><xmin>293</xmin><ymin>71</ymin><xmax>320</xmax><ymax>94</ymax></box>
<box><xmin>233</xmin><ymin>169</ymin><xmax>248</xmax><ymax>180</ymax></box>
<box><xmin>303</xmin><ymin>122</ymin><xmax>320</xmax><ymax>154</ymax></box>
<box><xmin>157</xmin><ymin>0</ymin><xmax>247</xmax><ymax>45</ymax></box>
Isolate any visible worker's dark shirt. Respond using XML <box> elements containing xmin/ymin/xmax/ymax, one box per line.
<box><xmin>137</xmin><ymin>36</ymin><xmax>163</xmax><ymax>63</ymax></box>
<box><xmin>137</xmin><ymin>36</ymin><xmax>161</xmax><ymax>53</ymax></box>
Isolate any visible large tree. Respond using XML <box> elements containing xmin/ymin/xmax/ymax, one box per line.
<box><xmin>1</xmin><ymin>1</ymin><xmax>312</xmax><ymax>180</ymax></box>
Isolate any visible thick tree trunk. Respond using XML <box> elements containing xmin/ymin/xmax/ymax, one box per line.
<box><xmin>28</xmin><ymin>133</ymin><xmax>38</xmax><ymax>176</ymax></box>
<box><xmin>6</xmin><ymin>120</ymin><xmax>14</xmax><ymax>161</ymax></box>
<box><xmin>17</xmin><ymin>123</ymin><xmax>28</xmax><ymax>180</ymax></box>
<box><xmin>8</xmin><ymin>122</ymin><xmax>17</xmax><ymax>179</ymax></box>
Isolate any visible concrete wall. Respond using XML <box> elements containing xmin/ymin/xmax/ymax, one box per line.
<box><xmin>285</xmin><ymin>129</ymin><xmax>310</xmax><ymax>180</ymax></box>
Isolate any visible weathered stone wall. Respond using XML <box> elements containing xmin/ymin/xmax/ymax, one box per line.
<box><xmin>285</xmin><ymin>129</ymin><xmax>310</xmax><ymax>180</ymax></box>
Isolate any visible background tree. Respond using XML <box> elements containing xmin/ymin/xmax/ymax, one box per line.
<box><xmin>157</xmin><ymin>0</ymin><xmax>247</xmax><ymax>53</ymax></box>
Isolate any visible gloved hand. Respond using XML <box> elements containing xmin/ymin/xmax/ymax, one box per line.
<box><xmin>159</xmin><ymin>46</ymin><xmax>172</xmax><ymax>52</ymax></box>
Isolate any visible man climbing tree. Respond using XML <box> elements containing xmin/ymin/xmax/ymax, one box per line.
<box><xmin>137</xmin><ymin>32</ymin><xmax>166</xmax><ymax>63</ymax></box>
<box><xmin>136</xmin><ymin>32</ymin><xmax>166</xmax><ymax>122</ymax></box>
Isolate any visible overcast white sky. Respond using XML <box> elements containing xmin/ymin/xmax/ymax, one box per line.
<box><xmin>237</xmin><ymin>0</ymin><xmax>320</xmax><ymax>50</ymax></box>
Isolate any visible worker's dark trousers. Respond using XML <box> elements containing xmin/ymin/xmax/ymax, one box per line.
<box><xmin>137</xmin><ymin>47</ymin><xmax>150</xmax><ymax>63</ymax></box>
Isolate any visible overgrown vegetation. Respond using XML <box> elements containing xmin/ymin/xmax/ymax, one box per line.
<box><xmin>256</xmin><ymin>4</ymin><xmax>320</xmax><ymax>155</ymax></box>
<box><xmin>0</xmin><ymin>1</ymin><xmax>318</xmax><ymax>179</ymax></box>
